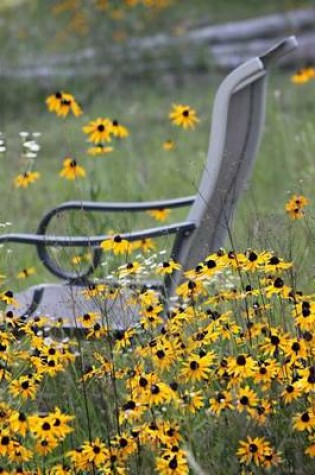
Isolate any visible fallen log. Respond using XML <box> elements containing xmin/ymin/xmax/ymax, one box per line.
<box><xmin>130</xmin><ymin>8</ymin><xmax>315</xmax><ymax>50</ymax></box>
<box><xmin>1</xmin><ymin>8</ymin><xmax>315</xmax><ymax>79</ymax></box>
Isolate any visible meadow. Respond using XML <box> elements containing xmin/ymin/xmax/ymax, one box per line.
<box><xmin>0</xmin><ymin>1</ymin><xmax>314</xmax><ymax>474</ymax></box>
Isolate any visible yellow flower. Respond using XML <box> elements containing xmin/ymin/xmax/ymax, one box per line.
<box><xmin>17</xmin><ymin>267</ymin><xmax>36</xmax><ymax>279</ymax></box>
<box><xmin>119</xmin><ymin>261</ymin><xmax>144</xmax><ymax>278</ymax></box>
<box><xmin>83</xmin><ymin>117</ymin><xmax>113</xmax><ymax>143</ymax></box>
<box><xmin>291</xmin><ymin>67</ymin><xmax>315</xmax><ymax>84</ymax></box>
<box><xmin>59</xmin><ymin>158</ymin><xmax>86</xmax><ymax>180</ymax></box>
<box><xmin>292</xmin><ymin>409</ymin><xmax>315</xmax><ymax>432</ymax></box>
<box><xmin>14</xmin><ymin>171</ymin><xmax>41</xmax><ymax>188</ymax></box>
<box><xmin>156</xmin><ymin>259</ymin><xmax>181</xmax><ymax>275</ymax></box>
<box><xmin>285</xmin><ymin>194</ymin><xmax>309</xmax><ymax>219</ymax></box>
<box><xmin>87</xmin><ymin>144</ymin><xmax>114</xmax><ymax>156</ymax></box>
<box><xmin>147</xmin><ymin>208</ymin><xmax>171</xmax><ymax>221</ymax></box>
<box><xmin>46</xmin><ymin>91</ymin><xmax>82</xmax><ymax>117</ymax></box>
<box><xmin>163</xmin><ymin>139</ymin><xmax>175</xmax><ymax>151</ymax></box>
<box><xmin>132</xmin><ymin>238</ymin><xmax>156</xmax><ymax>253</ymax></box>
<box><xmin>101</xmin><ymin>234</ymin><xmax>131</xmax><ymax>255</ymax></box>
<box><xmin>110</xmin><ymin>119</ymin><xmax>129</xmax><ymax>138</ymax></box>
<box><xmin>169</xmin><ymin>103</ymin><xmax>199</xmax><ymax>129</ymax></box>
<box><xmin>237</xmin><ymin>436</ymin><xmax>273</xmax><ymax>467</ymax></box>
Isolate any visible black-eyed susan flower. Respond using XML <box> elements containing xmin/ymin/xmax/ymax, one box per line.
<box><xmin>8</xmin><ymin>411</ymin><xmax>29</xmax><ymax>437</ymax></box>
<box><xmin>10</xmin><ymin>375</ymin><xmax>39</xmax><ymax>400</ymax></box>
<box><xmin>296</xmin><ymin>365</ymin><xmax>315</xmax><ymax>393</ymax></box>
<box><xmin>291</xmin><ymin>67</ymin><xmax>315</xmax><ymax>84</ymax></box>
<box><xmin>87</xmin><ymin>144</ymin><xmax>114</xmax><ymax>156</ymax></box>
<box><xmin>81</xmin><ymin>437</ymin><xmax>109</xmax><ymax>467</ymax></box>
<box><xmin>132</xmin><ymin>237</ymin><xmax>156</xmax><ymax>253</ymax></box>
<box><xmin>59</xmin><ymin>158</ymin><xmax>86</xmax><ymax>180</ymax></box>
<box><xmin>292</xmin><ymin>409</ymin><xmax>315</xmax><ymax>432</ymax></box>
<box><xmin>147</xmin><ymin>208</ymin><xmax>171</xmax><ymax>221</ymax></box>
<box><xmin>305</xmin><ymin>434</ymin><xmax>315</xmax><ymax>458</ymax></box>
<box><xmin>156</xmin><ymin>259</ymin><xmax>181</xmax><ymax>275</ymax></box>
<box><xmin>77</xmin><ymin>312</ymin><xmax>100</xmax><ymax>328</ymax></box>
<box><xmin>243</xmin><ymin>250</ymin><xmax>270</xmax><ymax>271</ymax></box>
<box><xmin>46</xmin><ymin>91</ymin><xmax>82</xmax><ymax>117</ymax></box>
<box><xmin>227</xmin><ymin>354</ymin><xmax>257</xmax><ymax>379</ymax></box>
<box><xmin>110</xmin><ymin>119</ymin><xmax>129</xmax><ymax>138</ymax></box>
<box><xmin>83</xmin><ymin>118</ymin><xmax>113</xmax><ymax>143</ymax></box>
<box><xmin>17</xmin><ymin>267</ymin><xmax>36</xmax><ymax>279</ymax></box>
<box><xmin>281</xmin><ymin>382</ymin><xmax>302</xmax><ymax>404</ymax></box>
<box><xmin>14</xmin><ymin>171</ymin><xmax>41</xmax><ymax>188</ymax></box>
<box><xmin>163</xmin><ymin>139</ymin><xmax>175</xmax><ymax>151</ymax></box>
<box><xmin>119</xmin><ymin>261</ymin><xmax>144</xmax><ymax>278</ymax></box>
<box><xmin>209</xmin><ymin>390</ymin><xmax>234</xmax><ymax>415</ymax></box>
<box><xmin>0</xmin><ymin>290</ymin><xmax>18</xmax><ymax>307</ymax></box>
<box><xmin>264</xmin><ymin>254</ymin><xmax>292</xmax><ymax>273</ymax></box>
<box><xmin>155</xmin><ymin>452</ymin><xmax>189</xmax><ymax>474</ymax></box>
<box><xmin>36</xmin><ymin>436</ymin><xmax>58</xmax><ymax>456</ymax></box>
<box><xmin>87</xmin><ymin>322</ymin><xmax>108</xmax><ymax>339</ymax></box>
<box><xmin>180</xmin><ymin>352</ymin><xmax>215</xmax><ymax>383</ymax></box>
<box><xmin>285</xmin><ymin>194</ymin><xmax>309</xmax><ymax>219</ymax></box>
<box><xmin>169</xmin><ymin>103</ymin><xmax>199</xmax><ymax>129</ymax></box>
<box><xmin>236</xmin><ymin>386</ymin><xmax>258</xmax><ymax>414</ymax></box>
<box><xmin>101</xmin><ymin>234</ymin><xmax>130</xmax><ymax>255</ymax></box>
<box><xmin>237</xmin><ymin>436</ymin><xmax>272</xmax><ymax>467</ymax></box>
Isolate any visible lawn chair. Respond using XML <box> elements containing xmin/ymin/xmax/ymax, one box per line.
<box><xmin>1</xmin><ymin>36</ymin><xmax>297</xmax><ymax>330</ymax></box>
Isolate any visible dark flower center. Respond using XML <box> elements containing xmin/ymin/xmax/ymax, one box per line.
<box><xmin>301</xmin><ymin>412</ymin><xmax>310</xmax><ymax>422</ymax></box>
<box><xmin>274</xmin><ymin>277</ymin><xmax>284</xmax><ymax>288</ymax></box>
<box><xmin>182</xmin><ymin>109</ymin><xmax>189</xmax><ymax>117</ymax></box>
<box><xmin>139</xmin><ymin>377</ymin><xmax>148</xmax><ymax>388</ymax></box>
<box><xmin>156</xmin><ymin>350</ymin><xmax>165</xmax><ymax>359</ymax></box>
<box><xmin>292</xmin><ymin>342</ymin><xmax>300</xmax><ymax>352</ymax></box>
<box><xmin>236</xmin><ymin>355</ymin><xmax>246</xmax><ymax>366</ymax></box>
<box><xmin>169</xmin><ymin>456</ymin><xmax>178</xmax><ymax>469</ymax></box>
<box><xmin>240</xmin><ymin>396</ymin><xmax>249</xmax><ymax>405</ymax></box>
<box><xmin>248</xmin><ymin>252</ymin><xmax>258</xmax><ymax>262</ymax></box>
<box><xmin>249</xmin><ymin>443</ymin><xmax>258</xmax><ymax>453</ymax></box>
<box><xmin>190</xmin><ymin>360</ymin><xmax>199</xmax><ymax>370</ymax></box>
<box><xmin>206</xmin><ymin>259</ymin><xmax>216</xmax><ymax>268</ymax></box>
<box><xmin>18</xmin><ymin>412</ymin><xmax>26</xmax><ymax>422</ymax></box>
<box><xmin>270</xmin><ymin>335</ymin><xmax>280</xmax><ymax>345</ymax></box>
<box><xmin>151</xmin><ymin>384</ymin><xmax>160</xmax><ymax>394</ymax></box>
<box><xmin>123</xmin><ymin>400</ymin><xmax>136</xmax><ymax>411</ymax></box>
<box><xmin>97</xmin><ymin>124</ymin><xmax>105</xmax><ymax>132</ymax></box>
<box><xmin>119</xmin><ymin>438</ymin><xmax>128</xmax><ymax>448</ymax></box>
<box><xmin>269</xmin><ymin>256</ymin><xmax>280</xmax><ymax>265</ymax></box>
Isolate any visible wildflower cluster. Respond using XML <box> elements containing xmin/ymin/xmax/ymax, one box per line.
<box><xmin>1</xmin><ymin>241</ymin><xmax>314</xmax><ymax>472</ymax></box>
<box><xmin>46</xmin><ymin>91</ymin><xmax>83</xmax><ymax>118</ymax></box>
<box><xmin>83</xmin><ymin>116</ymin><xmax>129</xmax><ymax>156</ymax></box>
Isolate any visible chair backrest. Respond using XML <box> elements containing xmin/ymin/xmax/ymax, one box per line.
<box><xmin>168</xmin><ymin>37</ymin><xmax>297</xmax><ymax>290</ymax></box>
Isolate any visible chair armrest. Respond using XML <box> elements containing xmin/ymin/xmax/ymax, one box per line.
<box><xmin>0</xmin><ymin>221</ymin><xmax>196</xmax><ymax>282</ymax></box>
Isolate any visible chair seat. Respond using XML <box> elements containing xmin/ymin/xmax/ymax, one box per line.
<box><xmin>7</xmin><ymin>282</ymin><xmax>158</xmax><ymax>331</ymax></box>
